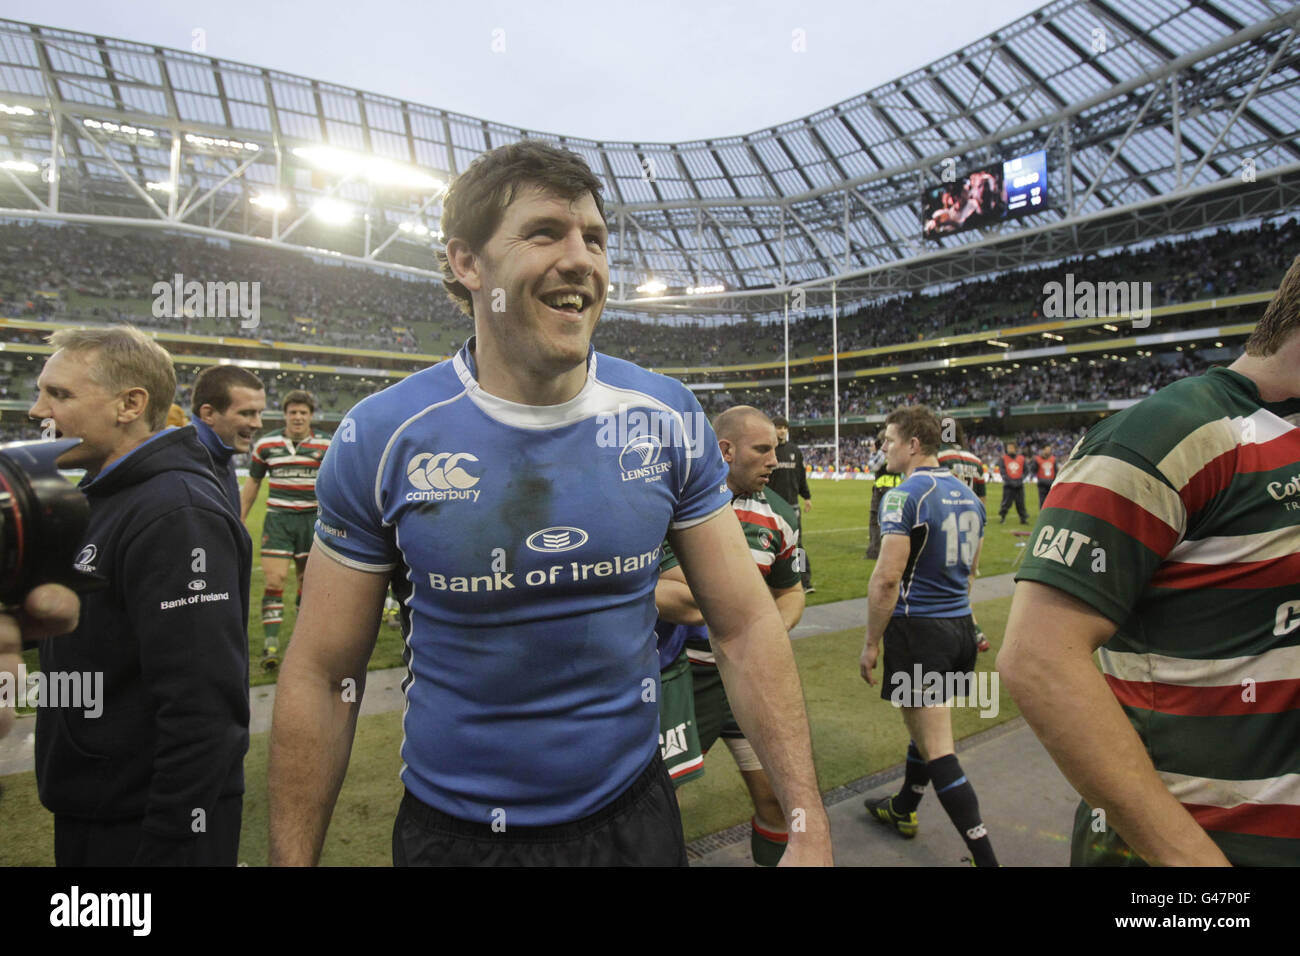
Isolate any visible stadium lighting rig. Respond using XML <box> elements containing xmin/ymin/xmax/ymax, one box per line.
<box><xmin>250</xmin><ymin>192</ymin><xmax>290</xmax><ymax>212</ymax></box>
<box><xmin>291</xmin><ymin>145</ymin><xmax>442</xmax><ymax>192</ymax></box>
<box><xmin>0</xmin><ymin>160</ymin><xmax>38</xmax><ymax>173</ymax></box>
<box><xmin>0</xmin><ymin>104</ymin><xmax>35</xmax><ymax>116</ymax></box>
<box><xmin>311</xmin><ymin>197</ymin><xmax>353</xmax><ymax>224</ymax></box>
<box><xmin>82</xmin><ymin>118</ymin><xmax>158</xmax><ymax>140</ymax></box>
<box><xmin>184</xmin><ymin>132</ymin><xmax>260</xmax><ymax>153</ymax></box>
<box><xmin>685</xmin><ymin>284</ymin><xmax>725</xmax><ymax>295</ymax></box>
<box><xmin>636</xmin><ymin>279</ymin><xmax>667</xmax><ymax>295</ymax></box>
<box><xmin>145</xmin><ymin>181</ymin><xmax>174</xmax><ymax>192</ymax></box>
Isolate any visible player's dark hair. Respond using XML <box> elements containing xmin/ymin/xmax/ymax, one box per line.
<box><xmin>191</xmin><ymin>365</ymin><xmax>264</xmax><ymax>415</ymax></box>
<box><xmin>885</xmin><ymin>405</ymin><xmax>942</xmax><ymax>456</ymax></box>
<box><xmin>772</xmin><ymin>415</ymin><xmax>790</xmax><ymax>428</ymax></box>
<box><xmin>282</xmin><ymin>389</ymin><xmax>315</xmax><ymax>413</ymax></box>
<box><xmin>1245</xmin><ymin>252</ymin><xmax>1300</xmax><ymax>357</ymax></box>
<box><xmin>436</xmin><ymin>140</ymin><xmax>606</xmax><ymax>318</ymax></box>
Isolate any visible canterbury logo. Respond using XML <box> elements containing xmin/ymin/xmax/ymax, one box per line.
<box><xmin>966</xmin><ymin>823</ymin><xmax>988</xmax><ymax>840</ymax></box>
<box><xmin>407</xmin><ymin>452</ymin><xmax>480</xmax><ymax>491</ymax></box>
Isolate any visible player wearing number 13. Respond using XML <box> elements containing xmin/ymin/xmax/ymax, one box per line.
<box><xmin>860</xmin><ymin>405</ymin><xmax>999</xmax><ymax>866</ymax></box>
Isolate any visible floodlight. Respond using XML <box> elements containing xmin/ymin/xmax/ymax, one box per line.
<box><xmin>250</xmin><ymin>193</ymin><xmax>289</xmax><ymax>212</ymax></box>
<box><xmin>312</xmin><ymin>198</ymin><xmax>353</xmax><ymax>224</ymax></box>
<box><xmin>145</xmin><ymin>180</ymin><xmax>174</xmax><ymax>192</ymax></box>
<box><xmin>0</xmin><ymin>160</ymin><xmax>38</xmax><ymax>173</ymax></box>
<box><xmin>686</xmin><ymin>284</ymin><xmax>725</xmax><ymax>295</ymax></box>
<box><xmin>636</xmin><ymin>279</ymin><xmax>667</xmax><ymax>295</ymax></box>
<box><xmin>0</xmin><ymin>104</ymin><xmax>35</xmax><ymax>116</ymax></box>
<box><xmin>292</xmin><ymin>145</ymin><xmax>442</xmax><ymax>191</ymax></box>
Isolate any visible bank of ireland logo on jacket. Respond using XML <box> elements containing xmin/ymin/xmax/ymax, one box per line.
<box><xmin>405</xmin><ymin>452</ymin><xmax>482</xmax><ymax>502</ymax></box>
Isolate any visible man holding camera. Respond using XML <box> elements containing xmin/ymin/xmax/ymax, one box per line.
<box><xmin>28</xmin><ymin>326</ymin><xmax>251</xmax><ymax>866</ymax></box>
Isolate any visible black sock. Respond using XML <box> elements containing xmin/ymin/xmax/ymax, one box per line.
<box><xmin>928</xmin><ymin>753</ymin><xmax>998</xmax><ymax>866</ymax></box>
<box><xmin>892</xmin><ymin>741</ymin><xmax>929</xmax><ymax>814</ymax></box>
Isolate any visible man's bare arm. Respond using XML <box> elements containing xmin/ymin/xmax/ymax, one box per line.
<box><xmin>860</xmin><ymin>532</ymin><xmax>908</xmax><ymax>684</ymax></box>
<box><xmin>239</xmin><ymin>475</ymin><xmax>261</xmax><ymax>523</ymax></box>
<box><xmin>654</xmin><ymin>566</ymin><xmax>704</xmax><ymax>626</ymax></box>
<box><xmin>771</xmin><ymin>584</ymin><xmax>805</xmax><ymax>632</ymax></box>
<box><xmin>267</xmin><ymin>542</ymin><xmax>388</xmax><ymax>865</ymax></box>
<box><xmin>669</xmin><ymin>509</ymin><xmax>831</xmax><ymax>865</ymax></box>
<box><xmin>999</xmin><ymin>580</ymin><xmax>1230</xmax><ymax>867</ymax></box>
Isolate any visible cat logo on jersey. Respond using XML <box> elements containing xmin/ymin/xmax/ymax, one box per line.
<box><xmin>1031</xmin><ymin>524</ymin><xmax>1092</xmax><ymax>566</ymax></box>
<box><xmin>660</xmin><ymin>721</ymin><xmax>689</xmax><ymax>759</ymax></box>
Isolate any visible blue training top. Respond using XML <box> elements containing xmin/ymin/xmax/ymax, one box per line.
<box><xmin>314</xmin><ymin>339</ymin><xmax>731</xmax><ymax>825</ymax></box>
<box><xmin>878</xmin><ymin>466</ymin><xmax>985</xmax><ymax>617</ymax></box>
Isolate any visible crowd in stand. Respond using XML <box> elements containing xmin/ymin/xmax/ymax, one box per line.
<box><xmin>1</xmin><ymin>217</ymin><xmax>1295</xmax><ymax>368</ymax></box>
<box><xmin>697</xmin><ymin>351</ymin><xmax>1213</xmax><ymax>421</ymax></box>
<box><xmin>0</xmin><ymin>215</ymin><xmax>1291</xmax><ymax>458</ymax></box>
<box><xmin>0</xmin><ymin>222</ymin><xmax>468</xmax><ymax>353</ymax></box>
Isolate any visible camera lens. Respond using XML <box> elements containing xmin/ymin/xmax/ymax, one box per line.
<box><xmin>0</xmin><ymin>438</ymin><xmax>93</xmax><ymax>605</ymax></box>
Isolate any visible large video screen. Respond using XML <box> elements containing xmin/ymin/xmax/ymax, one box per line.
<box><xmin>1003</xmin><ymin>150</ymin><xmax>1047</xmax><ymax>216</ymax></box>
<box><xmin>921</xmin><ymin>150</ymin><xmax>1048</xmax><ymax>239</ymax></box>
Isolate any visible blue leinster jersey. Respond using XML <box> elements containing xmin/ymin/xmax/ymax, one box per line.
<box><xmin>879</xmin><ymin>466</ymin><xmax>985</xmax><ymax>617</ymax></box>
<box><xmin>315</xmin><ymin>340</ymin><xmax>731</xmax><ymax>825</ymax></box>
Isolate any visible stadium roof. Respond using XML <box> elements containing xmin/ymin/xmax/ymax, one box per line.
<box><xmin>0</xmin><ymin>0</ymin><xmax>1297</xmax><ymax>316</ymax></box>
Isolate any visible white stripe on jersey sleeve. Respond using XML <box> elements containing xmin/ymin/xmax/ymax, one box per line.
<box><xmin>1098</xmin><ymin>644</ymin><xmax>1300</xmax><ymax>686</ymax></box>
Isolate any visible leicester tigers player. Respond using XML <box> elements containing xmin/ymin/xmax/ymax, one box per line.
<box><xmin>655</xmin><ymin>404</ymin><xmax>805</xmax><ymax>865</ymax></box>
<box><xmin>1001</xmin><ymin>253</ymin><xmax>1300</xmax><ymax>866</ymax></box>
<box><xmin>241</xmin><ymin>390</ymin><xmax>331</xmax><ymax>670</ymax></box>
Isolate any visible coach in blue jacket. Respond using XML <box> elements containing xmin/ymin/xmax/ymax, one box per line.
<box><xmin>28</xmin><ymin>325</ymin><xmax>251</xmax><ymax>866</ymax></box>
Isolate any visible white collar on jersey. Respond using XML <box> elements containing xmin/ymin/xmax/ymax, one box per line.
<box><xmin>452</xmin><ymin>337</ymin><xmax>605</xmax><ymax>429</ymax></box>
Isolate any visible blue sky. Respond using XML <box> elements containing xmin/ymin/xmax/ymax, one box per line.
<box><xmin>5</xmin><ymin>0</ymin><xmax>1046</xmax><ymax>142</ymax></box>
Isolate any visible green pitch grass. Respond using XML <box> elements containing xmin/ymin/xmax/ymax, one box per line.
<box><xmin>1</xmin><ymin>478</ymin><xmax>1036</xmax><ymax>864</ymax></box>
<box><xmin>241</xmin><ymin>477</ymin><xmax>1040</xmax><ymax>682</ymax></box>
<box><xmin>0</xmin><ymin>594</ymin><xmax>1017</xmax><ymax>866</ymax></box>
<box><xmin>798</xmin><ymin>479</ymin><xmax>1037</xmax><ymax>605</ymax></box>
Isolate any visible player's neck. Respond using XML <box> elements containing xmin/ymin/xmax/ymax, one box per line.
<box><xmin>470</xmin><ymin>339</ymin><xmax>588</xmax><ymax>406</ymax></box>
<box><xmin>1229</xmin><ymin>348</ymin><xmax>1300</xmax><ymax>403</ymax></box>
<box><xmin>904</xmin><ymin>455</ymin><xmax>940</xmax><ymax>477</ymax></box>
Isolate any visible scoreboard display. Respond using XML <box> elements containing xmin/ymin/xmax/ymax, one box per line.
<box><xmin>922</xmin><ymin>149</ymin><xmax>1049</xmax><ymax>238</ymax></box>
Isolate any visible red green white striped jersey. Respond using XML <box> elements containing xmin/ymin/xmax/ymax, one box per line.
<box><xmin>662</xmin><ymin>486</ymin><xmax>800</xmax><ymax>663</ymax></box>
<box><xmin>249</xmin><ymin>428</ymin><xmax>331</xmax><ymax>512</ymax></box>
<box><xmin>1015</xmin><ymin>367</ymin><xmax>1300</xmax><ymax>866</ymax></box>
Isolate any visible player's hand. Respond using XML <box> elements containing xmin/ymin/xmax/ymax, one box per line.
<box><xmin>803</xmin><ymin>500</ymin><xmax>812</xmax><ymax>513</ymax></box>
<box><xmin>1</xmin><ymin>584</ymin><xmax>80</xmax><ymax>739</ymax></box>
<box><xmin>859</xmin><ymin>638</ymin><xmax>879</xmax><ymax>685</ymax></box>
<box><xmin>6</xmin><ymin>584</ymin><xmax>80</xmax><ymax>645</ymax></box>
<box><xmin>779</xmin><ymin>822</ymin><xmax>834</xmax><ymax>867</ymax></box>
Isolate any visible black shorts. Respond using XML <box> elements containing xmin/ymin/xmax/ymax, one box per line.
<box><xmin>391</xmin><ymin>751</ymin><xmax>688</xmax><ymax>866</ymax></box>
<box><xmin>54</xmin><ymin>793</ymin><xmax>243</xmax><ymax>866</ymax></box>
<box><xmin>881</xmin><ymin>615</ymin><xmax>978</xmax><ymax>705</ymax></box>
